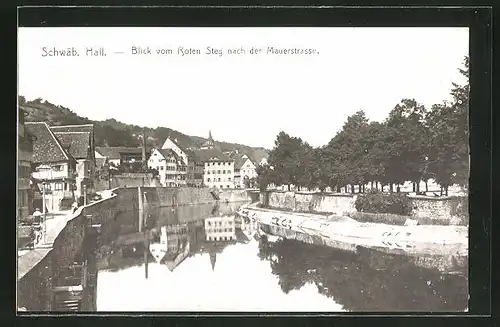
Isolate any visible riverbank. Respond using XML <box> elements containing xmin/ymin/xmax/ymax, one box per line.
<box><xmin>238</xmin><ymin>204</ymin><xmax>468</xmax><ymax>273</ymax></box>
<box><xmin>260</xmin><ymin>190</ymin><xmax>468</xmax><ymax>224</ymax></box>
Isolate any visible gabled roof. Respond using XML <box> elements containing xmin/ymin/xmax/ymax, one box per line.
<box><xmin>192</xmin><ymin>148</ymin><xmax>231</xmax><ymax>162</ymax></box>
<box><xmin>95</xmin><ymin>147</ymin><xmax>121</xmax><ymax>159</ymax></box>
<box><xmin>251</xmin><ymin>149</ymin><xmax>269</xmax><ymax>165</ymax></box>
<box><xmin>52</xmin><ymin>131</ymin><xmax>90</xmax><ymax>159</ymax></box>
<box><xmin>25</xmin><ymin>122</ymin><xmax>70</xmax><ymax>163</ymax></box>
<box><xmin>96</xmin><ymin>146</ymin><xmax>144</xmax><ymax>159</ymax></box>
<box><xmin>164</xmin><ymin>136</ymin><xmax>194</xmax><ymax>152</ymax></box>
<box><xmin>234</xmin><ymin>153</ymin><xmax>251</xmax><ymax>169</ymax></box>
<box><xmin>156</xmin><ymin>148</ymin><xmax>186</xmax><ymax>166</ymax></box>
<box><xmin>50</xmin><ymin>124</ymin><xmax>94</xmax><ymax>134</ymax></box>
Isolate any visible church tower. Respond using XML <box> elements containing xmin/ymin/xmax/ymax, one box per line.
<box><xmin>201</xmin><ymin>130</ymin><xmax>215</xmax><ymax>149</ymax></box>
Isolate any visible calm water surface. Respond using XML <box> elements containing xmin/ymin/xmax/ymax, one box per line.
<box><xmin>95</xmin><ymin>202</ymin><xmax>468</xmax><ymax>312</ymax></box>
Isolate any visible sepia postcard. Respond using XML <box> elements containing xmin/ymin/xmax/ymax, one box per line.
<box><xmin>17</xmin><ymin>12</ymin><xmax>474</xmax><ymax>314</ymax></box>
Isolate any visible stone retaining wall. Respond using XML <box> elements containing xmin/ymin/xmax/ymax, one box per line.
<box><xmin>95</xmin><ymin>174</ymin><xmax>161</xmax><ymax>192</ymax></box>
<box><xmin>218</xmin><ymin>189</ymin><xmax>253</xmax><ymax>203</ymax></box>
<box><xmin>127</xmin><ymin>187</ymin><xmax>253</xmax><ymax>208</ymax></box>
<box><xmin>17</xmin><ymin>191</ymin><xmax>131</xmax><ymax>311</ymax></box>
<box><xmin>262</xmin><ymin>191</ymin><xmax>468</xmax><ymax>221</ymax></box>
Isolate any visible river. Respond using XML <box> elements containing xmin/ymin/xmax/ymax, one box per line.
<box><xmin>93</xmin><ymin>201</ymin><xmax>468</xmax><ymax>312</ymax></box>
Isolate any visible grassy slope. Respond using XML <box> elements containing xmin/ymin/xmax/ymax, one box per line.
<box><xmin>19</xmin><ymin>98</ymin><xmax>269</xmax><ymax>157</ymax></box>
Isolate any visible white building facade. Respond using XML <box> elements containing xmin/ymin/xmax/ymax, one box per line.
<box><xmin>204</xmin><ymin>216</ymin><xmax>236</xmax><ymax>241</ymax></box>
<box><xmin>148</xmin><ymin>148</ymin><xmax>187</xmax><ymax>187</ymax></box>
<box><xmin>204</xmin><ymin>159</ymin><xmax>235</xmax><ymax>189</ymax></box>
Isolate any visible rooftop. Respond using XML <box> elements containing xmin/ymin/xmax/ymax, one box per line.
<box><xmin>250</xmin><ymin>149</ymin><xmax>269</xmax><ymax>165</ymax></box>
<box><xmin>52</xmin><ymin>132</ymin><xmax>91</xmax><ymax>159</ymax></box>
<box><xmin>234</xmin><ymin>153</ymin><xmax>250</xmax><ymax>169</ymax></box>
<box><xmin>156</xmin><ymin>148</ymin><xmax>186</xmax><ymax>166</ymax></box>
<box><xmin>25</xmin><ymin>122</ymin><xmax>70</xmax><ymax>163</ymax></box>
<box><xmin>50</xmin><ymin>124</ymin><xmax>94</xmax><ymax>134</ymax></box>
<box><xmin>96</xmin><ymin>146</ymin><xmax>146</xmax><ymax>159</ymax></box>
<box><xmin>192</xmin><ymin>148</ymin><xmax>231</xmax><ymax>162</ymax></box>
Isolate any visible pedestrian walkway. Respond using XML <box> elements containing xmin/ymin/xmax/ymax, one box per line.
<box><xmin>17</xmin><ymin>210</ymin><xmax>74</xmax><ymax>280</ymax></box>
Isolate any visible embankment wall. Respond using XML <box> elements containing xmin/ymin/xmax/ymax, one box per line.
<box><xmin>95</xmin><ymin>173</ymin><xmax>161</xmax><ymax>192</ymax></box>
<box><xmin>261</xmin><ymin>191</ymin><xmax>468</xmax><ymax>221</ymax></box>
<box><xmin>17</xmin><ymin>190</ymin><xmax>133</xmax><ymax>311</ymax></box>
<box><xmin>18</xmin><ymin>186</ymin><xmax>253</xmax><ymax>310</ymax></box>
<box><xmin>135</xmin><ymin>187</ymin><xmax>253</xmax><ymax>207</ymax></box>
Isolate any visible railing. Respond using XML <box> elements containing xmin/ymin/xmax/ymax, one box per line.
<box><xmin>33</xmin><ymin>170</ymin><xmax>69</xmax><ymax>180</ymax></box>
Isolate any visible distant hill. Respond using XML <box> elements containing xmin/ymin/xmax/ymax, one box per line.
<box><xmin>18</xmin><ymin>96</ymin><xmax>269</xmax><ymax>160</ymax></box>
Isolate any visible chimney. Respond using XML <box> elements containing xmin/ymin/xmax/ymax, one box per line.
<box><xmin>142</xmin><ymin>128</ymin><xmax>147</xmax><ymax>168</ymax></box>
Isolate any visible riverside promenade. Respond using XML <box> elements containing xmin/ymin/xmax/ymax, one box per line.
<box><xmin>17</xmin><ymin>210</ymin><xmax>74</xmax><ymax>280</ymax></box>
<box><xmin>238</xmin><ymin>204</ymin><xmax>468</xmax><ymax>260</ymax></box>
<box><xmin>17</xmin><ymin>190</ymin><xmax>116</xmax><ymax>281</ymax></box>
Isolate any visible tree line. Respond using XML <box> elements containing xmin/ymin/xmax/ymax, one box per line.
<box><xmin>256</xmin><ymin>57</ymin><xmax>469</xmax><ymax>196</ymax></box>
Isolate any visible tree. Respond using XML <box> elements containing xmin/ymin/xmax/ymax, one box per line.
<box><xmin>255</xmin><ymin>164</ymin><xmax>275</xmax><ymax>191</ymax></box>
<box><xmin>326</xmin><ymin>111</ymin><xmax>370</xmax><ymax>193</ymax></box>
<box><xmin>310</xmin><ymin>147</ymin><xmax>329</xmax><ymax>192</ymax></box>
<box><xmin>243</xmin><ymin>175</ymin><xmax>251</xmax><ymax>188</ymax></box>
<box><xmin>426</xmin><ymin>56</ymin><xmax>469</xmax><ymax>194</ymax></box>
<box><xmin>295</xmin><ymin>142</ymin><xmax>315</xmax><ymax>191</ymax></box>
<box><xmin>267</xmin><ymin>132</ymin><xmax>304</xmax><ymax>191</ymax></box>
<box><xmin>385</xmin><ymin>99</ymin><xmax>428</xmax><ymax>192</ymax></box>
<box><xmin>364</xmin><ymin>122</ymin><xmax>390</xmax><ymax>190</ymax></box>
<box><xmin>449</xmin><ymin>56</ymin><xmax>469</xmax><ymax>187</ymax></box>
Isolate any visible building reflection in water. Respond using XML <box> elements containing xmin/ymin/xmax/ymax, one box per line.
<box><xmin>95</xmin><ymin>200</ymin><xmax>467</xmax><ymax>312</ymax></box>
<box><xmin>98</xmin><ymin>201</ymin><xmax>252</xmax><ymax>274</ymax></box>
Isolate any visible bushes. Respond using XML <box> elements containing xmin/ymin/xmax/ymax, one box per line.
<box><xmin>355</xmin><ymin>190</ymin><xmax>412</xmax><ymax>215</ymax></box>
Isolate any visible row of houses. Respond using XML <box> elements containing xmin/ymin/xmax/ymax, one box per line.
<box><xmin>18</xmin><ymin>107</ymin><xmax>267</xmax><ymax>218</ymax></box>
<box><xmin>93</xmin><ymin>130</ymin><xmax>268</xmax><ymax>189</ymax></box>
<box><xmin>145</xmin><ymin>131</ymin><xmax>268</xmax><ymax>188</ymax></box>
<box><xmin>17</xmin><ymin>108</ymin><xmax>97</xmax><ymax>216</ymax></box>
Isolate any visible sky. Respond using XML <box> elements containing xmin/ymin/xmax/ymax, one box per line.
<box><xmin>18</xmin><ymin>27</ymin><xmax>469</xmax><ymax>149</ymax></box>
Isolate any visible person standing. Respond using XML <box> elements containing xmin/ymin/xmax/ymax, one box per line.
<box><xmin>72</xmin><ymin>201</ymin><xmax>78</xmax><ymax>213</ymax></box>
<box><xmin>28</xmin><ymin>226</ymin><xmax>35</xmax><ymax>250</ymax></box>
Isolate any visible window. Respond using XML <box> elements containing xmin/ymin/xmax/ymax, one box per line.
<box><xmin>219</xmin><ymin>185</ymin><xmax>223</xmax><ymax>189</ymax></box>
<box><xmin>156</xmin><ymin>166</ymin><xmax>159</xmax><ymax>170</ymax></box>
<box><xmin>228</xmin><ymin>178</ymin><xmax>231</xmax><ymax>181</ymax></box>
<box><xmin>226</xmin><ymin>185</ymin><xmax>230</xmax><ymax>188</ymax></box>
<box><xmin>160</xmin><ymin>166</ymin><xmax>164</xmax><ymax>170</ymax></box>
<box><xmin>207</xmin><ymin>178</ymin><xmax>211</xmax><ymax>182</ymax></box>
<box><xmin>222</xmin><ymin>170</ymin><xmax>225</xmax><ymax>174</ymax></box>
<box><xmin>53</xmin><ymin>165</ymin><xmax>63</xmax><ymax>172</ymax></box>
<box><xmin>218</xmin><ymin>178</ymin><xmax>221</xmax><ymax>182</ymax></box>
<box><xmin>217</xmin><ymin>170</ymin><xmax>221</xmax><ymax>174</ymax></box>
<box><xmin>154</xmin><ymin>153</ymin><xmax>157</xmax><ymax>156</ymax></box>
